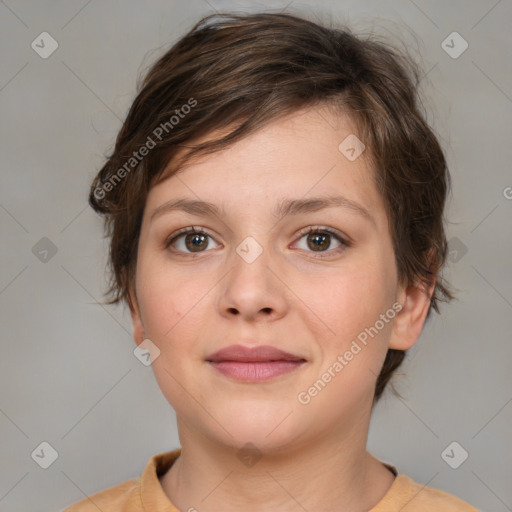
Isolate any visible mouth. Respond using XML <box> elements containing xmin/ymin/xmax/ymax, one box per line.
<box><xmin>206</xmin><ymin>344</ymin><xmax>307</xmax><ymax>383</ymax></box>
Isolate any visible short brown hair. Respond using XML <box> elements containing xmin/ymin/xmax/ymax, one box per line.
<box><xmin>89</xmin><ymin>11</ymin><xmax>455</xmax><ymax>401</ymax></box>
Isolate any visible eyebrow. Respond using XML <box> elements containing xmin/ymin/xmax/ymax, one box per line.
<box><xmin>150</xmin><ymin>195</ymin><xmax>375</xmax><ymax>226</ymax></box>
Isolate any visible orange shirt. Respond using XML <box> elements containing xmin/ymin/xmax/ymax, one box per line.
<box><xmin>62</xmin><ymin>449</ymin><xmax>479</xmax><ymax>511</ymax></box>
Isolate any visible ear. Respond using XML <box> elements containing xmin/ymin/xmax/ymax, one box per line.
<box><xmin>128</xmin><ymin>284</ymin><xmax>146</xmax><ymax>347</ymax></box>
<box><xmin>388</xmin><ymin>277</ymin><xmax>436</xmax><ymax>351</ymax></box>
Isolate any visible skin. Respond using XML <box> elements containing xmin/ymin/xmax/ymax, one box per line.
<box><xmin>129</xmin><ymin>105</ymin><xmax>435</xmax><ymax>511</ymax></box>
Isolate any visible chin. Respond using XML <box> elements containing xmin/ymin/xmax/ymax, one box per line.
<box><xmin>208</xmin><ymin>408</ymin><xmax>306</xmax><ymax>453</ymax></box>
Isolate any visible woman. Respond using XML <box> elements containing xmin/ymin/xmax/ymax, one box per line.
<box><xmin>64</xmin><ymin>11</ymin><xmax>477</xmax><ymax>511</ymax></box>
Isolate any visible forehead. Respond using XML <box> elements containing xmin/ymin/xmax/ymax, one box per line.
<box><xmin>146</xmin><ymin>105</ymin><xmax>385</xmax><ymax>224</ymax></box>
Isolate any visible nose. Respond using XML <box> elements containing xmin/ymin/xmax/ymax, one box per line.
<box><xmin>216</xmin><ymin>241</ymin><xmax>289</xmax><ymax>323</ymax></box>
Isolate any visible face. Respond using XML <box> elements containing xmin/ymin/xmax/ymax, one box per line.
<box><xmin>130</xmin><ymin>105</ymin><xmax>430</xmax><ymax>452</ymax></box>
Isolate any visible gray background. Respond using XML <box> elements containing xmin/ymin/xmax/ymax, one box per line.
<box><xmin>0</xmin><ymin>0</ymin><xmax>511</xmax><ymax>511</ymax></box>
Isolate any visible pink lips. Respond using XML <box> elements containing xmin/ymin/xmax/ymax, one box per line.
<box><xmin>207</xmin><ymin>345</ymin><xmax>306</xmax><ymax>382</ymax></box>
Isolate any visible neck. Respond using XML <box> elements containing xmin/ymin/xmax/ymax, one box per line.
<box><xmin>160</xmin><ymin>418</ymin><xmax>395</xmax><ymax>511</ymax></box>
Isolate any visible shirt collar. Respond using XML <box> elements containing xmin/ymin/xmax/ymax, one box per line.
<box><xmin>140</xmin><ymin>448</ymin><xmax>181</xmax><ymax>511</ymax></box>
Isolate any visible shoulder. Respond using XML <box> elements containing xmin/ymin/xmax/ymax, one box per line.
<box><xmin>373</xmin><ymin>471</ymin><xmax>479</xmax><ymax>511</ymax></box>
<box><xmin>60</xmin><ymin>449</ymin><xmax>181</xmax><ymax>512</ymax></box>
<box><xmin>404</xmin><ymin>475</ymin><xmax>478</xmax><ymax>510</ymax></box>
<box><xmin>60</xmin><ymin>478</ymin><xmax>140</xmax><ymax>511</ymax></box>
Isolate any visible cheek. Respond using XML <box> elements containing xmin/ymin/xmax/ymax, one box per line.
<box><xmin>135</xmin><ymin>265</ymin><xmax>209</xmax><ymax>407</ymax></box>
<box><xmin>137</xmin><ymin>284</ymin><xmax>181</xmax><ymax>341</ymax></box>
<box><xmin>135</xmin><ymin>258</ymin><xmax>219</xmax><ymax>400</ymax></box>
<box><xmin>135</xmin><ymin>253</ymin><xmax>208</xmax><ymax>340</ymax></box>
<box><xmin>297</xmin><ymin>259</ymin><xmax>392</xmax><ymax>337</ymax></box>
<box><xmin>297</xmin><ymin>259</ymin><xmax>396</xmax><ymax>396</ymax></box>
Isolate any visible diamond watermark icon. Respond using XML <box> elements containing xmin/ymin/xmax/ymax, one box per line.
<box><xmin>236</xmin><ymin>236</ymin><xmax>263</xmax><ymax>264</ymax></box>
<box><xmin>447</xmin><ymin>236</ymin><xmax>468</xmax><ymax>263</ymax></box>
<box><xmin>448</xmin><ymin>236</ymin><xmax>468</xmax><ymax>263</ymax></box>
<box><xmin>236</xmin><ymin>442</ymin><xmax>263</xmax><ymax>468</ymax></box>
<box><xmin>32</xmin><ymin>237</ymin><xmax>58</xmax><ymax>263</ymax></box>
<box><xmin>31</xmin><ymin>32</ymin><xmax>59</xmax><ymax>59</ymax></box>
<box><xmin>338</xmin><ymin>134</ymin><xmax>365</xmax><ymax>161</ymax></box>
<box><xmin>441</xmin><ymin>32</ymin><xmax>468</xmax><ymax>59</ymax></box>
<box><xmin>31</xmin><ymin>441</ymin><xmax>59</xmax><ymax>469</ymax></box>
<box><xmin>441</xmin><ymin>441</ymin><xmax>469</xmax><ymax>469</ymax></box>
<box><xmin>134</xmin><ymin>338</ymin><xmax>161</xmax><ymax>366</ymax></box>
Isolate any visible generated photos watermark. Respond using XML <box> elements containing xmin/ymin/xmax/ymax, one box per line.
<box><xmin>93</xmin><ymin>97</ymin><xmax>197</xmax><ymax>200</ymax></box>
<box><xmin>297</xmin><ymin>301</ymin><xmax>403</xmax><ymax>405</ymax></box>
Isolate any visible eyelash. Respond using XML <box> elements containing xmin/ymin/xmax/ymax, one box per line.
<box><xmin>164</xmin><ymin>225</ymin><xmax>350</xmax><ymax>258</ymax></box>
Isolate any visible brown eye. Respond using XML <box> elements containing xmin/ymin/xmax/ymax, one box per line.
<box><xmin>307</xmin><ymin>232</ymin><xmax>331</xmax><ymax>251</ymax></box>
<box><xmin>294</xmin><ymin>227</ymin><xmax>348</xmax><ymax>257</ymax></box>
<box><xmin>184</xmin><ymin>232</ymin><xmax>208</xmax><ymax>252</ymax></box>
<box><xmin>166</xmin><ymin>227</ymin><xmax>220</xmax><ymax>254</ymax></box>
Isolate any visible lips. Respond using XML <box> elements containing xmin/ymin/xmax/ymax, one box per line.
<box><xmin>206</xmin><ymin>344</ymin><xmax>306</xmax><ymax>382</ymax></box>
<box><xmin>207</xmin><ymin>345</ymin><xmax>305</xmax><ymax>363</ymax></box>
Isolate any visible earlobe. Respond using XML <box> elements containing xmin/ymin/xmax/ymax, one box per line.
<box><xmin>388</xmin><ymin>278</ymin><xmax>435</xmax><ymax>351</ymax></box>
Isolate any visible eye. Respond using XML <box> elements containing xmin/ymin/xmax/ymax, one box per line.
<box><xmin>164</xmin><ymin>225</ymin><xmax>349</xmax><ymax>257</ymax></box>
<box><xmin>165</xmin><ymin>226</ymin><xmax>221</xmax><ymax>254</ymax></box>
<box><xmin>293</xmin><ymin>227</ymin><xmax>349</xmax><ymax>257</ymax></box>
